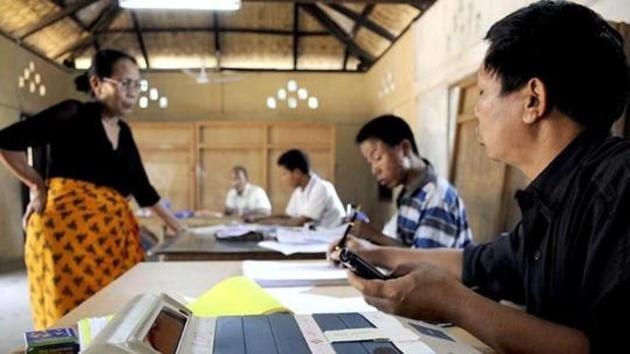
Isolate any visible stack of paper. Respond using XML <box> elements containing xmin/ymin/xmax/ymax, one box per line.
<box><xmin>275</xmin><ymin>224</ymin><xmax>347</xmax><ymax>244</ymax></box>
<box><xmin>190</xmin><ymin>223</ymin><xmax>275</xmax><ymax>239</ymax></box>
<box><xmin>257</xmin><ymin>240</ymin><xmax>329</xmax><ymax>255</ymax></box>
<box><xmin>265</xmin><ymin>287</ymin><xmax>376</xmax><ymax>314</ymax></box>
<box><xmin>187</xmin><ymin>276</ymin><xmax>289</xmax><ymax>316</ymax></box>
<box><xmin>242</xmin><ymin>260</ymin><xmax>347</xmax><ymax>287</ymax></box>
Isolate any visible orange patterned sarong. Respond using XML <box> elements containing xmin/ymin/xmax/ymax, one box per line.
<box><xmin>25</xmin><ymin>178</ymin><xmax>144</xmax><ymax>329</ymax></box>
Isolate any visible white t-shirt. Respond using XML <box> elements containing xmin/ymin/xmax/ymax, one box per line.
<box><xmin>225</xmin><ymin>183</ymin><xmax>272</xmax><ymax>216</ymax></box>
<box><xmin>285</xmin><ymin>174</ymin><xmax>346</xmax><ymax>228</ymax></box>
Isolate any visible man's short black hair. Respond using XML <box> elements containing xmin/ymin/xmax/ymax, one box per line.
<box><xmin>232</xmin><ymin>165</ymin><xmax>248</xmax><ymax>179</ymax></box>
<box><xmin>277</xmin><ymin>149</ymin><xmax>310</xmax><ymax>174</ymax></box>
<box><xmin>484</xmin><ymin>1</ymin><xmax>629</xmax><ymax>131</ymax></box>
<box><xmin>355</xmin><ymin>115</ymin><xmax>419</xmax><ymax>155</ymax></box>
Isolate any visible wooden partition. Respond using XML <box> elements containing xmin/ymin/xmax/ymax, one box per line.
<box><xmin>130</xmin><ymin>123</ymin><xmax>196</xmax><ymax>211</ymax></box>
<box><xmin>450</xmin><ymin>78</ymin><xmax>528</xmax><ymax>243</ymax></box>
<box><xmin>131</xmin><ymin>121</ymin><xmax>335</xmax><ymax>213</ymax></box>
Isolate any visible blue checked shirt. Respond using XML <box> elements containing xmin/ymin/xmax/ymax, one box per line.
<box><xmin>396</xmin><ymin>165</ymin><xmax>472</xmax><ymax>248</ymax></box>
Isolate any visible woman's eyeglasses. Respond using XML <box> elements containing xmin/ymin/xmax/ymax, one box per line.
<box><xmin>103</xmin><ymin>77</ymin><xmax>142</xmax><ymax>91</ymax></box>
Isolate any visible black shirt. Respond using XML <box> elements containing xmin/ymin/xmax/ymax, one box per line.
<box><xmin>0</xmin><ymin>100</ymin><xmax>160</xmax><ymax>207</ymax></box>
<box><xmin>462</xmin><ymin>131</ymin><xmax>630</xmax><ymax>353</ymax></box>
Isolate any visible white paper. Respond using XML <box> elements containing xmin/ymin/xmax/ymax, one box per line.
<box><xmin>78</xmin><ymin>315</ymin><xmax>112</xmax><ymax>348</ymax></box>
<box><xmin>324</xmin><ymin>328</ymin><xmax>388</xmax><ymax>343</ymax></box>
<box><xmin>190</xmin><ymin>225</ymin><xmax>224</xmax><ymax>236</ymax></box>
<box><xmin>258</xmin><ymin>240</ymin><xmax>329</xmax><ymax>255</ymax></box>
<box><xmin>243</xmin><ymin>261</ymin><xmax>347</xmax><ymax>287</ymax></box>
<box><xmin>190</xmin><ymin>223</ymin><xmax>275</xmax><ymax>238</ymax></box>
<box><xmin>360</xmin><ymin>312</ymin><xmax>420</xmax><ymax>341</ymax></box>
<box><xmin>265</xmin><ymin>287</ymin><xmax>376</xmax><ymax>314</ymax></box>
<box><xmin>393</xmin><ymin>341</ymin><xmax>436</xmax><ymax>354</ymax></box>
<box><xmin>294</xmin><ymin>315</ymin><xmax>336</xmax><ymax>354</ymax></box>
<box><xmin>275</xmin><ymin>224</ymin><xmax>348</xmax><ymax>245</ymax></box>
<box><xmin>215</xmin><ymin>224</ymin><xmax>260</xmax><ymax>238</ymax></box>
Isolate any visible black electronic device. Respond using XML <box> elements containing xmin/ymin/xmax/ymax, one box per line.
<box><xmin>339</xmin><ymin>248</ymin><xmax>391</xmax><ymax>280</ymax></box>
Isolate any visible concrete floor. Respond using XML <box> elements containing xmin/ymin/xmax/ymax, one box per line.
<box><xmin>0</xmin><ymin>260</ymin><xmax>33</xmax><ymax>352</ymax></box>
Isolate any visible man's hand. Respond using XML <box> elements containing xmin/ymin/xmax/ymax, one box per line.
<box><xmin>347</xmin><ymin>262</ymin><xmax>463</xmax><ymax>323</ymax></box>
<box><xmin>350</xmin><ymin>220</ymin><xmax>379</xmax><ymax>240</ymax></box>
<box><xmin>327</xmin><ymin>235</ymin><xmax>378</xmax><ymax>263</ymax></box>
<box><xmin>23</xmin><ymin>186</ymin><xmax>47</xmax><ymax>230</ymax></box>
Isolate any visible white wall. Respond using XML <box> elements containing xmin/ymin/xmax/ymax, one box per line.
<box><xmin>411</xmin><ymin>0</ymin><xmax>630</xmax><ymax>177</ymax></box>
<box><xmin>0</xmin><ymin>35</ymin><xmax>74</xmax><ymax>263</ymax></box>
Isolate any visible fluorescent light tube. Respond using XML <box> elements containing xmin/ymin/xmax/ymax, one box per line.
<box><xmin>119</xmin><ymin>0</ymin><xmax>241</xmax><ymax>11</ymax></box>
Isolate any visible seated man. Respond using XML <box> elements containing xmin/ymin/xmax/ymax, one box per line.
<box><xmin>224</xmin><ymin>165</ymin><xmax>271</xmax><ymax>218</ymax></box>
<box><xmin>255</xmin><ymin>149</ymin><xmax>345</xmax><ymax>228</ymax></box>
<box><xmin>350</xmin><ymin>115</ymin><xmax>473</xmax><ymax>248</ymax></box>
<box><xmin>341</xmin><ymin>2</ymin><xmax>629</xmax><ymax>353</ymax></box>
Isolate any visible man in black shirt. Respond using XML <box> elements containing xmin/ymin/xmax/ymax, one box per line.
<box><xmin>342</xmin><ymin>2</ymin><xmax>630</xmax><ymax>353</ymax></box>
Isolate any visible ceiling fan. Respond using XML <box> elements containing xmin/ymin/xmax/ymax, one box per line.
<box><xmin>181</xmin><ymin>57</ymin><xmax>243</xmax><ymax>84</ymax></box>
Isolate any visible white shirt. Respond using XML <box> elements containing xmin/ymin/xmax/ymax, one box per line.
<box><xmin>285</xmin><ymin>174</ymin><xmax>346</xmax><ymax>228</ymax></box>
<box><xmin>225</xmin><ymin>183</ymin><xmax>272</xmax><ymax>216</ymax></box>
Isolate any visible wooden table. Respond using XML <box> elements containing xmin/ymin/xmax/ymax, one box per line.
<box><xmin>138</xmin><ymin>215</ymin><xmax>234</xmax><ymax>239</ymax></box>
<box><xmin>149</xmin><ymin>232</ymin><xmax>326</xmax><ymax>261</ymax></box>
<box><xmin>50</xmin><ymin>261</ymin><xmax>492</xmax><ymax>353</ymax></box>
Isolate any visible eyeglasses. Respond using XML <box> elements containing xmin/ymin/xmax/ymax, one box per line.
<box><xmin>103</xmin><ymin>77</ymin><xmax>142</xmax><ymax>91</ymax></box>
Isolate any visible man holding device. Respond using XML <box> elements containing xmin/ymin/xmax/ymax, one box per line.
<box><xmin>349</xmin><ymin>115</ymin><xmax>472</xmax><ymax>249</ymax></box>
<box><xmin>340</xmin><ymin>2</ymin><xmax>630</xmax><ymax>353</ymax></box>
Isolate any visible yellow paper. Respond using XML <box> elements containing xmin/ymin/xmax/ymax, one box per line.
<box><xmin>186</xmin><ymin>276</ymin><xmax>289</xmax><ymax>317</ymax></box>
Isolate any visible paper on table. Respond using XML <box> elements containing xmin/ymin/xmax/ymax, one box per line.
<box><xmin>189</xmin><ymin>224</ymin><xmax>225</xmax><ymax>236</ymax></box>
<box><xmin>77</xmin><ymin>315</ymin><xmax>113</xmax><ymax>349</ymax></box>
<box><xmin>275</xmin><ymin>224</ymin><xmax>348</xmax><ymax>245</ymax></box>
<box><xmin>265</xmin><ymin>287</ymin><xmax>376</xmax><ymax>314</ymax></box>
<box><xmin>324</xmin><ymin>328</ymin><xmax>389</xmax><ymax>343</ymax></box>
<box><xmin>258</xmin><ymin>240</ymin><xmax>329</xmax><ymax>255</ymax></box>
<box><xmin>215</xmin><ymin>224</ymin><xmax>261</xmax><ymax>239</ymax></box>
<box><xmin>191</xmin><ymin>223</ymin><xmax>275</xmax><ymax>239</ymax></box>
<box><xmin>243</xmin><ymin>261</ymin><xmax>347</xmax><ymax>287</ymax></box>
<box><xmin>186</xmin><ymin>276</ymin><xmax>289</xmax><ymax>316</ymax></box>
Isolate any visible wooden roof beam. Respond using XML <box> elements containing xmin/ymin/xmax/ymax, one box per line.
<box><xmin>244</xmin><ymin>0</ymin><xmax>417</xmax><ymax>3</ymax></box>
<box><xmin>327</xmin><ymin>3</ymin><xmax>395</xmax><ymax>41</ymax></box>
<box><xmin>406</xmin><ymin>0</ymin><xmax>435</xmax><ymax>11</ymax></box>
<box><xmin>299</xmin><ymin>3</ymin><xmax>374</xmax><ymax>67</ymax></box>
<box><xmin>344</xmin><ymin>4</ymin><xmax>374</xmax><ymax>70</ymax></box>
<box><xmin>53</xmin><ymin>4</ymin><xmax>121</xmax><ymax>60</ymax></box>
<box><xmin>16</xmin><ymin>0</ymin><xmax>98</xmax><ymax>40</ymax></box>
<box><xmin>131</xmin><ymin>11</ymin><xmax>150</xmax><ymax>68</ymax></box>
<box><xmin>50</xmin><ymin>0</ymin><xmax>90</xmax><ymax>32</ymax></box>
<box><xmin>98</xmin><ymin>27</ymin><xmax>330</xmax><ymax>36</ymax></box>
<box><xmin>293</xmin><ymin>4</ymin><xmax>299</xmax><ymax>70</ymax></box>
<box><xmin>213</xmin><ymin>13</ymin><xmax>221</xmax><ymax>67</ymax></box>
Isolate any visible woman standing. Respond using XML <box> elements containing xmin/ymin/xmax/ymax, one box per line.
<box><xmin>0</xmin><ymin>49</ymin><xmax>183</xmax><ymax>329</ymax></box>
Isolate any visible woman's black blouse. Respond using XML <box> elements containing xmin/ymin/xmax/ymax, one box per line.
<box><xmin>0</xmin><ymin>100</ymin><xmax>160</xmax><ymax>207</ymax></box>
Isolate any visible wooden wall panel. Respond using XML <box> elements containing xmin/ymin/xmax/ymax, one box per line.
<box><xmin>269</xmin><ymin>124</ymin><xmax>332</xmax><ymax>147</ymax></box>
<box><xmin>199</xmin><ymin>123</ymin><xmax>266</xmax><ymax>148</ymax></box>
<box><xmin>131</xmin><ymin>123</ymin><xmax>193</xmax><ymax>148</ymax></box>
<box><xmin>141</xmin><ymin>149</ymin><xmax>193</xmax><ymax>210</ymax></box>
<box><xmin>450</xmin><ymin>79</ymin><xmax>528</xmax><ymax>243</ymax></box>
<box><xmin>131</xmin><ymin>121</ymin><xmax>335</xmax><ymax>214</ymax></box>
<box><xmin>130</xmin><ymin>123</ymin><xmax>195</xmax><ymax>211</ymax></box>
<box><xmin>198</xmin><ymin>149</ymin><xmax>265</xmax><ymax>210</ymax></box>
<box><xmin>451</xmin><ymin>120</ymin><xmax>506</xmax><ymax>243</ymax></box>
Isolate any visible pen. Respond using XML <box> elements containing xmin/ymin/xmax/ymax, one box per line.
<box><xmin>335</xmin><ymin>205</ymin><xmax>361</xmax><ymax>250</ymax></box>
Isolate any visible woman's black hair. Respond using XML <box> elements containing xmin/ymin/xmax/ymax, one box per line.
<box><xmin>74</xmin><ymin>49</ymin><xmax>137</xmax><ymax>94</ymax></box>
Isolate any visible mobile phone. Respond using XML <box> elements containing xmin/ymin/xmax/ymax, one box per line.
<box><xmin>339</xmin><ymin>248</ymin><xmax>390</xmax><ymax>280</ymax></box>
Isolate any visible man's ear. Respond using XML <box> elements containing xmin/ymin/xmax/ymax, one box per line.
<box><xmin>522</xmin><ymin>77</ymin><xmax>549</xmax><ymax>124</ymax></box>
